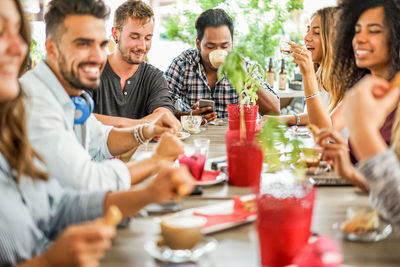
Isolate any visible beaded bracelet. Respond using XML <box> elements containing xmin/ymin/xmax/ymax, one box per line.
<box><xmin>305</xmin><ymin>91</ymin><xmax>321</xmax><ymax>101</ymax></box>
<box><xmin>294</xmin><ymin>113</ymin><xmax>301</xmax><ymax>126</ymax></box>
<box><xmin>133</xmin><ymin>124</ymin><xmax>149</xmax><ymax>145</ymax></box>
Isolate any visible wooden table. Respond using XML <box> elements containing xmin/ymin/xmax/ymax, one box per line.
<box><xmin>102</xmin><ymin>124</ymin><xmax>400</xmax><ymax>267</ymax></box>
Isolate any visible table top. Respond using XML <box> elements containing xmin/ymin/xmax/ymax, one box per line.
<box><xmin>101</xmin><ymin>124</ymin><xmax>400</xmax><ymax>267</ymax></box>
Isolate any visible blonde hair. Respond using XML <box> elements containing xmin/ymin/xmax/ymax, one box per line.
<box><xmin>313</xmin><ymin>6</ymin><xmax>340</xmax><ymax>112</ymax></box>
<box><xmin>392</xmin><ymin>104</ymin><xmax>400</xmax><ymax>158</ymax></box>
<box><xmin>114</xmin><ymin>0</ymin><xmax>154</xmax><ymax>31</ymax></box>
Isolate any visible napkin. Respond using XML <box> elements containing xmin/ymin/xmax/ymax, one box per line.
<box><xmin>200</xmin><ymin>170</ymin><xmax>220</xmax><ymax>182</ymax></box>
<box><xmin>194</xmin><ymin>197</ymin><xmax>255</xmax><ymax>228</ymax></box>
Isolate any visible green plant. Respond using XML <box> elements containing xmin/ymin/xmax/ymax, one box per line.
<box><xmin>258</xmin><ymin>117</ymin><xmax>310</xmax><ymax>179</ymax></box>
<box><xmin>30</xmin><ymin>39</ymin><xmax>46</xmax><ymax>64</ymax></box>
<box><xmin>218</xmin><ymin>50</ymin><xmax>261</xmax><ymax>140</ymax></box>
<box><xmin>162</xmin><ymin>0</ymin><xmax>304</xmax><ymax>70</ymax></box>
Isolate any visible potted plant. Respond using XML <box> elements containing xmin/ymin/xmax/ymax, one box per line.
<box><xmin>218</xmin><ymin>51</ymin><xmax>264</xmax><ymax>138</ymax></box>
<box><xmin>217</xmin><ymin>51</ymin><xmax>264</xmax><ymax>187</ymax></box>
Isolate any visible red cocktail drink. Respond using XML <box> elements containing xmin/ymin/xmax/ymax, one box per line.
<box><xmin>227</xmin><ymin>103</ymin><xmax>258</xmax><ymax>132</ymax></box>
<box><xmin>257</xmin><ymin>172</ymin><xmax>315</xmax><ymax>267</ymax></box>
<box><xmin>225</xmin><ymin>130</ymin><xmax>263</xmax><ymax>189</ymax></box>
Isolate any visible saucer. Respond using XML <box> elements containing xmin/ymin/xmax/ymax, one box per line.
<box><xmin>339</xmin><ymin>221</ymin><xmax>392</xmax><ymax>242</ymax></box>
<box><xmin>144</xmin><ymin>236</ymin><xmax>217</xmax><ymax>263</ymax></box>
<box><xmin>195</xmin><ymin>171</ymin><xmax>227</xmax><ymax>186</ymax></box>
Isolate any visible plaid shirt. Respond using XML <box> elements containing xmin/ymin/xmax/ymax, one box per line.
<box><xmin>165</xmin><ymin>48</ymin><xmax>277</xmax><ymax>118</ymax></box>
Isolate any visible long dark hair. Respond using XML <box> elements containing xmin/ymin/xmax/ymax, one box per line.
<box><xmin>332</xmin><ymin>0</ymin><xmax>400</xmax><ymax>102</ymax></box>
<box><xmin>0</xmin><ymin>0</ymin><xmax>48</xmax><ymax>182</ymax></box>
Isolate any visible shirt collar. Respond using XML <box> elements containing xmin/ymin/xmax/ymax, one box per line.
<box><xmin>33</xmin><ymin>60</ymin><xmax>74</xmax><ymax>109</ymax></box>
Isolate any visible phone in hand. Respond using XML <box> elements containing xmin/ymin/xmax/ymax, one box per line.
<box><xmin>199</xmin><ymin>99</ymin><xmax>215</xmax><ymax>114</ymax></box>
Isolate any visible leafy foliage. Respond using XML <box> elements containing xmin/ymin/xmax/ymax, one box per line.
<box><xmin>217</xmin><ymin>50</ymin><xmax>260</xmax><ymax>105</ymax></box>
<box><xmin>163</xmin><ymin>0</ymin><xmax>304</xmax><ymax>69</ymax></box>
<box><xmin>258</xmin><ymin>117</ymin><xmax>305</xmax><ymax>176</ymax></box>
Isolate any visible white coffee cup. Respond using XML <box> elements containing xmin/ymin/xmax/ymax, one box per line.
<box><xmin>181</xmin><ymin>115</ymin><xmax>207</xmax><ymax>134</ymax></box>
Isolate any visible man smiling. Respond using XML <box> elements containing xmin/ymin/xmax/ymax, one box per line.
<box><xmin>92</xmin><ymin>0</ymin><xmax>175</xmax><ymax>128</ymax></box>
<box><xmin>20</xmin><ymin>0</ymin><xmax>183</xmax><ymax>191</ymax></box>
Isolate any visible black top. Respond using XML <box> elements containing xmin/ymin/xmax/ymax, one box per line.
<box><xmin>92</xmin><ymin>60</ymin><xmax>174</xmax><ymax>119</ymax></box>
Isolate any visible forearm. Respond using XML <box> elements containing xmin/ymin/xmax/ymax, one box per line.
<box><xmin>104</xmin><ymin>188</ymin><xmax>153</xmax><ymax>219</ymax></box>
<box><xmin>302</xmin><ymin>72</ymin><xmax>332</xmax><ymax>129</ymax></box>
<box><xmin>256</xmin><ymin>90</ymin><xmax>280</xmax><ymax>115</ymax></box>
<box><xmin>349</xmin><ymin>125</ymin><xmax>388</xmax><ymax>161</ymax></box>
<box><xmin>126</xmin><ymin>155</ymin><xmax>162</xmax><ymax>185</ymax></box>
<box><xmin>141</xmin><ymin>107</ymin><xmax>174</xmax><ymax>123</ymax></box>
<box><xmin>94</xmin><ymin>113</ymin><xmax>143</xmax><ymax>128</ymax></box>
<box><xmin>17</xmin><ymin>256</ymin><xmax>49</xmax><ymax>267</ymax></box>
<box><xmin>107</xmin><ymin>127</ymin><xmax>139</xmax><ymax>156</ymax></box>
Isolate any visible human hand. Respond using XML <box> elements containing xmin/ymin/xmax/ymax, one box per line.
<box><xmin>316</xmin><ymin>128</ymin><xmax>368</xmax><ymax>191</ymax></box>
<box><xmin>343</xmin><ymin>75</ymin><xmax>398</xmax><ymax>136</ymax></box>
<box><xmin>289</xmin><ymin>43</ymin><xmax>314</xmax><ymax>75</ymax></box>
<box><xmin>191</xmin><ymin>102</ymin><xmax>217</xmax><ymax>122</ymax></box>
<box><xmin>145</xmin><ymin>164</ymin><xmax>195</xmax><ymax>203</ymax></box>
<box><xmin>153</xmin><ymin>132</ymin><xmax>184</xmax><ymax>162</ymax></box>
<box><xmin>39</xmin><ymin>223</ymin><xmax>116</xmax><ymax>267</ymax></box>
<box><xmin>143</xmin><ymin>112</ymin><xmax>182</xmax><ymax>139</ymax></box>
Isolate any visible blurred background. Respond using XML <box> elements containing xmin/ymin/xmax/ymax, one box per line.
<box><xmin>24</xmin><ymin>0</ymin><xmax>336</xmax><ymax>73</ymax></box>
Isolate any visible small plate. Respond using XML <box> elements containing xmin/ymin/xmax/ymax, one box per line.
<box><xmin>144</xmin><ymin>236</ymin><xmax>217</xmax><ymax>263</ymax></box>
<box><xmin>209</xmin><ymin>119</ymin><xmax>227</xmax><ymax>126</ymax></box>
<box><xmin>195</xmin><ymin>171</ymin><xmax>227</xmax><ymax>186</ymax></box>
<box><xmin>177</xmin><ymin>131</ymin><xmax>191</xmax><ymax>141</ymax></box>
<box><xmin>339</xmin><ymin>221</ymin><xmax>392</xmax><ymax>242</ymax></box>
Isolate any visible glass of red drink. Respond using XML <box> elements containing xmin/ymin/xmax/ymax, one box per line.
<box><xmin>256</xmin><ymin>170</ymin><xmax>316</xmax><ymax>267</ymax></box>
<box><xmin>225</xmin><ymin>130</ymin><xmax>263</xmax><ymax>189</ymax></box>
<box><xmin>227</xmin><ymin>103</ymin><xmax>259</xmax><ymax>132</ymax></box>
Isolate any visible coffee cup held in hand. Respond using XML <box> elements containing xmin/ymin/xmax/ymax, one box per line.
<box><xmin>209</xmin><ymin>49</ymin><xmax>228</xmax><ymax>68</ymax></box>
<box><xmin>160</xmin><ymin>215</ymin><xmax>207</xmax><ymax>250</ymax></box>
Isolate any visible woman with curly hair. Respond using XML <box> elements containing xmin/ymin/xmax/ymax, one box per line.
<box><xmin>330</xmin><ymin>0</ymin><xmax>400</xmax><ymax>162</ymax></box>
<box><xmin>318</xmin><ymin>0</ymin><xmax>400</xmax><ymax>221</ymax></box>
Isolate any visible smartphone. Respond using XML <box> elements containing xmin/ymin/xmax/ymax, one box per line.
<box><xmin>199</xmin><ymin>99</ymin><xmax>215</xmax><ymax>114</ymax></box>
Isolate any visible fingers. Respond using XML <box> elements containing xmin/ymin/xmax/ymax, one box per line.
<box><xmin>193</xmin><ymin>106</ymin><xmax>213</xmax><ymax>115</ymax></box>
<box><xmin>71</xmin><ymin>224</ymin><xmax>116</xmax><ymax>242</ymax></box>
<box><xmin>191</xmin><ymin>102</ymin><xmax>199</xmax><ymax>110</ymax></box>
<box><xmin>316</xmin><ymin>128</ymin><xmax>346</xmax><ymax>146</ymax></box>
<box><xmin>170</xmin><ymin>166</ymin><xmax>196</xmax><ymax>197</ymax></box>
<box><xmin>203</xmin><ymin>112</ymin><xmax>217</xmax><ymax>121</ymax></box>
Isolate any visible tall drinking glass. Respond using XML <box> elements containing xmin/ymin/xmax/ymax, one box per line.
<box><xmin>257</xmin><ymin>170</ymin><xmax>316</xmax><ymax>267</ymax></box>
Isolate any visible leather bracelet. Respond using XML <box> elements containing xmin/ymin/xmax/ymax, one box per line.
<box><xmin>294</xmin><ymin>113</ymin><xmax>300</xmax><ymax>126</ymax></box>
<box><xmin>305</xmin><ymin>91</ymin><xmax>320</xmax><ymax>101</ymax></box>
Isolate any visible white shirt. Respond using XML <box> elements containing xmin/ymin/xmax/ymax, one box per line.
<box><xmin>20</xmin><ymin>61</ymin><xmax>131</xmax><ymax>191</ymax></box>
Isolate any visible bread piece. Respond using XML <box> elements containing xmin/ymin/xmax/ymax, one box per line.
<box><xmin>342</xmin><ymin>210</ymin><xmax>379</xmax><ymax>234</ymax></box>
<box><xmin>95</xmin><ymin>205</ymin><xmax>123</xmax><ymax>227</ymax></box>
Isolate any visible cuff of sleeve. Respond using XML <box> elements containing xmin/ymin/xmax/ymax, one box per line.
<box><xmin>85</xmin><ymin>191</ymin><xmax>108</xmax><ymax>220</ymax></box>
<box><xmin>103</xmin><ymin>126</ymin><xmax>115</xmax><ymax>159</ymax></box>
<box><xmin>107</xmin><ymin>159</ymin><xmax>131</xmax><ymax>191</ymax></box>
<box><xmin>357</xmin><ymin>149</ymin><xmax>397</xmax><ymax>185</ymax></box>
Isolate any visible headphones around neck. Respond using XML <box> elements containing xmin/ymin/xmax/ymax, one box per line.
<box><xmin>71</xmin><ymin>91</ymin><xmax>94</xmax><ymax>125</ymax></box>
